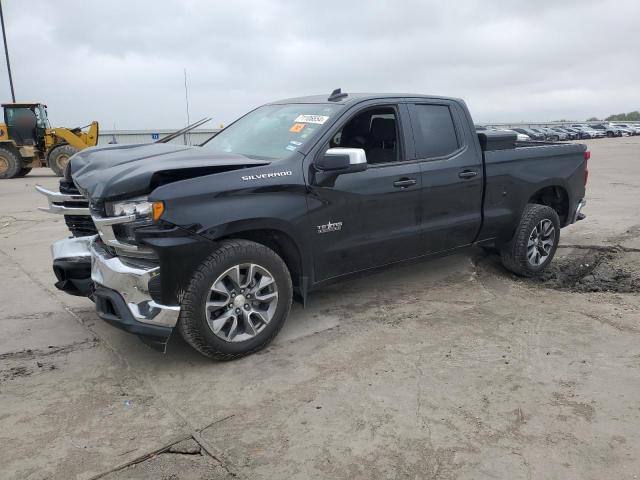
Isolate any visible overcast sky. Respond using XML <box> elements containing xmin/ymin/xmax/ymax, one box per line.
<box><xmin>1</xmin><ymin>0</ymin><xmax>638</xmax><ymax>129</ymax></box>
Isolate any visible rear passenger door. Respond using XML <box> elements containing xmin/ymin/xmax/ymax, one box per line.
<box><xmin>407</xmin><ymin>101</ymin><xmax>483</xmax><ymax>254</ymax></box>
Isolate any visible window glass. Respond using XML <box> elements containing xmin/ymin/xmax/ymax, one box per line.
<box><xmin>329</xmin><ymin>107</ymin><xmax>399</xmax><ymax>164</ymax></box>
<box><xmin>202</xmin><ymin>103</ymin><xmax>340</xmax><ymax>160</ymax></box>
<box><xmin>410</xmin><ymin>104</ymin><xmax>459</xmax><ymax>159</ymax></box>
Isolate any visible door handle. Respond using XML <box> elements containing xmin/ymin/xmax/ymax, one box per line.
<box><xmin>393</xmin><ymin>178</ymin><xmax>417</xmax><ymax>188</ymax></box>
<box><xmin>458</xmin><ymin>170</ymin><xmax>478</xmax><ymax>179</ymax></box>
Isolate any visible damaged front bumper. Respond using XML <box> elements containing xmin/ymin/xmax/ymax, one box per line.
<box><xmin>51</xmin><ymin>235</ymin><xmax>180</xmax><ymax>350</ymax></box>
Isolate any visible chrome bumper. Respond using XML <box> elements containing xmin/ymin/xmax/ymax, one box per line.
<box><xmin>36</xmin><ymin>185</ymin><xmax>90</xmax><ymax>215</ymax></box>
<box><xmin>51</xmin><ymin>236</ymin><xmax>179</xmax><ymax>329</ymax></box>
<box><xmin>90</xmin><ymin>242</ymin><xmax>180</xmax><ymax>328</ymax></box>
<box><xmin>52</xmin><ymin>235</ymin><xmax>94</xmax><ymax>261</ymax></box>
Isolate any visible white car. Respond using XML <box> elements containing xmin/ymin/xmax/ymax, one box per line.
<box><xmin>488</xmin><ymin>127</ymin><xmax>531</xmax><ymax>142</ymax></box>
<box><xmin>611</xmin><ymin>123</ymin><xmax>640</xmax><ymax>135</ymax></box>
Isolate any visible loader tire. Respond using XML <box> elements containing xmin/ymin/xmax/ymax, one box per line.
<box><xmin>49</xmin><ymin>145</ymin><xmax>78</xmax><ymax>177</ymax></box>
<box><xmin>16</xmin><ymin>167</ymin><xmax>32</xmax><ymax>177</ymax></box>
<box><xmin>0</xmin><ymin>146</ymin><xmax>22</xmax><ymax>179</ymax></box>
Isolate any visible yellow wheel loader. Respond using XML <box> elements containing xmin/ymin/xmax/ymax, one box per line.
<box><xmin>0</xmin><ymin>102</ymin><xmax>98</xmax><ymax>179</ymax></box>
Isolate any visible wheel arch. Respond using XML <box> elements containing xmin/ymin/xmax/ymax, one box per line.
<box><xmin>216</xmin><ymin>227</ymin><xmax>308</xmax><ymax>304</ymax></box>
<box><xmin>528</xmin><ymin>184</ymin><xmax>570</xmax><ymax>226</ymax></box>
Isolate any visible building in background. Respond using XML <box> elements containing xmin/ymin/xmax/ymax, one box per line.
<box><xmin>98</xmin><ymin>129</ymin><xmax>220</xmax><ymax>146</ymax></box>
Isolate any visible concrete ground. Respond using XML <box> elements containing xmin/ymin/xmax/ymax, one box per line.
<box><xmin>0</xmin><ymin>137</ymin><xmax>639</xmax><ymax>480</ymax></box>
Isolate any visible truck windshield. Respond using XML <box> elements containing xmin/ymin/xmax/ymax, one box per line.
<box><xmin>202</xmin><ymin>103</ymin><xmax>341</xmax><ymax>160</ymax></box>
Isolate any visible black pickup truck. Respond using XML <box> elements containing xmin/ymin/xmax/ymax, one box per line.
<box><xmin>38</xmin><ymin>90</ymin><xmax>588</xmax><ymax>360</ymax></box>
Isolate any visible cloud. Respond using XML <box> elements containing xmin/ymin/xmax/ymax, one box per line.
<box><xmin>0</xmin><ymin>0</ymin><xmax>637</xmax><ymax>128</ymax></box>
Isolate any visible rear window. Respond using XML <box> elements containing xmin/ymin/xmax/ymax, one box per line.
<box><xmin>409</xmin><ymin>104</ymin><xmax>460</xmax><ymax>159</ymax></box>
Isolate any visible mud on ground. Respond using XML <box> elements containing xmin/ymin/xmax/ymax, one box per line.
<box><xmin>530</xmin><ymin>246</ymin><xmax>640</xmax><ymax>293</ymax></box>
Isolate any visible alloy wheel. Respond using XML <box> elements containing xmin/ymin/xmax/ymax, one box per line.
<box><xmin>527</xmin><ymin>219</ymin><xmax>555</xmax><ymax>266</ymax></box>
<box><xmin>204</xmin><ymin>263</ymin><xmax>279</xmax><ymax>342</ymax></box>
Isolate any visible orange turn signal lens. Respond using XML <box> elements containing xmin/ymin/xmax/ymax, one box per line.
<box><xmin>152</xmin><ymin>201</ymin><xmax>164</xmax><ymax>221</ymax></box>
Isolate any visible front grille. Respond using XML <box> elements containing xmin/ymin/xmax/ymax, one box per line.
<box><xmin>58</xmin><ymin>178</ymin><xmax>98</xmax><ymax>237</ymax></box>
<box><xmin>65</xmin><ymin>215</ymin><xmax>98</xmax><ymax>237</ymax></box>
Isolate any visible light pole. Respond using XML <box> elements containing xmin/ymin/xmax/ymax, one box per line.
<box><xmin>0</xmin><ymin>0</ymin><xmax>15</xmax><ymax>102</ymax></box>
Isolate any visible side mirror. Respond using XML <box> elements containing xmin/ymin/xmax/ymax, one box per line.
<box><xmin>315</xmin><ymin>148</ymin><xmax>367</xmax><ymax>173</ymax></box>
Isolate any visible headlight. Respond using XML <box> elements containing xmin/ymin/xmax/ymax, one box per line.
<box><xmin>108</xmin><ymin>197</ymin><xmax>153</xmax><ymax>217</ymax></box>
<box><xmin>107</xmin><ymin>197</ymin><xmax>165</xmax><ymax>221</ymax></box>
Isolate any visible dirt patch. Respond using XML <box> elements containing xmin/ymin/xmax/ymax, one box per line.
<box><xmin>0</xmin><ymin>361</ymin><xmax>58</xmax><ymax>383</ymax></box>
<box><xmin>531</xmin><ymin>247</ymin><xmax>640</xmax><ymax>293</ymax></box>
<box><xmin>0</xmin><ymin>338</ymin><xmax>100</xmax><ymax>361</ymax></box>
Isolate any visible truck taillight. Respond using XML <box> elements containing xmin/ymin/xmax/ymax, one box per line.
<box><xmin>583</xmin><ymin>151</ymin><xmax>590</xmax><ymax>185</ymax></box>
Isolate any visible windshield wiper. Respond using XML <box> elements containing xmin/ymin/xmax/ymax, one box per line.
<box><xmin>155</xmin><ymin>117</ymin><xmax>212</xmax><ymax>144</ymax></box>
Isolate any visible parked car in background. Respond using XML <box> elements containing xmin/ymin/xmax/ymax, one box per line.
<box><xmin>571</xmin><ymin>125</ymin><xmax>605</xmax><ymax>138</ymax></box>
<box><xmin>486</xmin><ymin>127</ymin><xmax>531</xmax><ymax>142</ymax></box>
<box><xmin>589</xmin><ymin>123</ymin><xmax>622</xmax><ymax>138</ymax></box>
<box><xmin>563</xmin><ymin>127</ymin><xmax>587</xmax><ymax>139</ymax></box>
<box><xmin>540</xmin><ymin>127</ymin><xmax>567</xmax><ymax>141</ymax></box>
<box><xmin>551</xmin><ymin>127</ymin><xmax>578</xmax><ymax>140</ymax></box>
<box><xmin>612</xmin><ymin>125</ymin><xmax>635</xmax><ymax>136</ymax></box>
<box><xmin>512</xmin><ymin>127</ymin><xmax>545</xmax><ymax>140</ymax></box>
<box><xmin>509</xmin><ymin>130</ymin><xmax>531</xmax><ymax>142</ymax></box>
<box><xmin>611</xmin><ymin>123</ymin><xmax>640</xmax><ymax>135</ymax></box>
<box><xmin>528</xmin><ymin>128</ymin><xmax>549</xmax><ymax>140</ymax></box>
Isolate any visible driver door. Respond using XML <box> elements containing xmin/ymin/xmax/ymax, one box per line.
<box><xmin>306</xmin><ymin>103</ymin><xmax>424</xmax><ymax>282</ymax></box>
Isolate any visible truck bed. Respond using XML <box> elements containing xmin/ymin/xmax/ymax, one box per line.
<box><xmin>477</xmin><ymin>132</ymin><xmax>587</xmax><ymax>242</ymax></box>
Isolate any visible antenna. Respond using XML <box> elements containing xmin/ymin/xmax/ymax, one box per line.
<box><xmin>183</xmin><ymin>67</ymin><xmax>191</xmax><ymax>145</ymax></box>
<box><xmin>0</xmin><ymin>0</ymin><xmax>15</xmax><ymax>102</ymax></box>
<box><xmin>328</xmin><ymin>88</ymin><xmax>347</xmax><ymax>102</ymax></box>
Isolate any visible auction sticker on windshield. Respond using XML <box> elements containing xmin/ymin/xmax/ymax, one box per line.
<box><xmin>289</xmin><ymin>123</ymin><xmax>306</xmax><ymax>133</ymax></box>
<box><xmin>295</xmin><ymin>114</ymin><xmax>329</xmax><ymax>125</ymax></box>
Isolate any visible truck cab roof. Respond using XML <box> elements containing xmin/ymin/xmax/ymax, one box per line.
<box><xmin>269</xmin><ymin>92</ymin><xmax>462</xmax><ymax>106</ymax></box>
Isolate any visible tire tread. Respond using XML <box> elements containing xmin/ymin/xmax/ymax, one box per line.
<box><xmin>178</xmin><ymin>239</ymin><xmax>292</xmax><ymax>361</ymax></box>
<box><xmin>500</xmin><ymin>203</ymin><xmax>560</xmax><ymax>277</ymax></box>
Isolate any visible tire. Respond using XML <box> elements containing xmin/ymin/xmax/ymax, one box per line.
<box><xmin>552</xmin><ymin>135</ymin><xmax>559</xmax><ymax>141</ymax></box>
<box><xmin>500</xmin><ymin>204</ymin><xmax>560</xmax><ymax>277</ymax></box>
<box><xmin>48</xmin><ymin>144</ymin><xmax>78</xmax><ymax>177</ymax></box>
<box><xmin>178</xmin><ymin>239</ymin><xmax>293</xmax><ymax>360</ymax></box>
<box><xmin>0</xmin><ymin>146</ymin><xmax>22</xmax><ymax>179</ymax></box>
<box><xmin>16</xmin><ymin>167</ymin><xmax>32</xmax><ymax>177</ymax></box>
<box><xmin>606</xmin><ymin>131</ymin><xmax>614</xmax><ymax>138</ymax></box>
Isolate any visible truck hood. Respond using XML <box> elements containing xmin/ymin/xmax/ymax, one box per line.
<box><xmin>69</xmin><ymin>143</ymin><xmax>269</xmax><ymax>200</ymax></box>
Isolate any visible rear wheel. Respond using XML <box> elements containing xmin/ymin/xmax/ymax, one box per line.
<box><xmin>48</xmin><ymin>144</ymin><xmax>78</xmax><ymax>176</ymax></box>
<box><xmin>606</xmin><ymin>131</ymin><xmax>614</xmax><ymax>138</ymax></box>
<box><xmin>0</xmin><ymin>146</ymin><xmax>22</xmax><ymax>179</ymax></box>
<box><xmin>178</xmin><ymin>240</ymin><xmax>293</xmax><ymax>360</ymax></box>
<box><xmin>500</xmin><ymin>204</ymin><xmax>560</xmax><ymax>277</ymax></box>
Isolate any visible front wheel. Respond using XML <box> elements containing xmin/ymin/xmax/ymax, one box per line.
<box><xmin>178</xmin><ymin>240</ymin><xmax>293</xmax><ymax>360</ymax></box>
<box><xmin>500</xmin><ymin>204</ymin><xmax>560</xmax><ymax>277</ymax></box>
